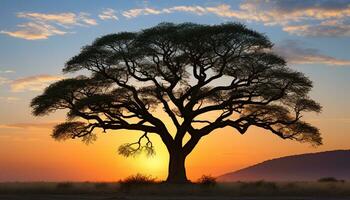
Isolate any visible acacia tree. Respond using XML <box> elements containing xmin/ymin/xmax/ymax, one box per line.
<box><xmin>31</xmin><ymin>23</ymin><xmax>322</xmax><ymax>183</ymax></box>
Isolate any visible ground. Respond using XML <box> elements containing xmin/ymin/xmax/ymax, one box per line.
<box><xmin>1</xmin><ymin>195</ymin><xmax>350</xmax><ymax>200</ymax></box>
<box><xmin>0</xmin><ymin>182</ymin><xmax>350</xmax><ymax>200</ymax></box>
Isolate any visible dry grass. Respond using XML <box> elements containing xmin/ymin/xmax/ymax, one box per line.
<box><xmin>0</xmin><ymin>182</ymin><xmax>119</xmax><ymax>195</ymax></box>
<box><xmin>0</xmin><ymin>180</ymin><xmax>349</xmax><ymax>197</ymax></box>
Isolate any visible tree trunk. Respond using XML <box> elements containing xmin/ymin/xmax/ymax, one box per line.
<box><xmin>166</xmin><ymin>150</ymin><xmax>189</xmax><ymax>183</ymax></box>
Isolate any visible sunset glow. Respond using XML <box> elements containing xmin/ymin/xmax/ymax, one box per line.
<box><xmin>1</xmin><ymin>0</ymin><xmax>350</xmax><ymax>182</ymax></box>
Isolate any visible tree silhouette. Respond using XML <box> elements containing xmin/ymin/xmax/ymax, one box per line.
<box><xmin>31</xmin><ymin>23</ymin><xmax>322</xmax><ymax>183</ymax></box>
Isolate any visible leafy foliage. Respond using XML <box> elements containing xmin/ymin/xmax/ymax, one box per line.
<box><xmin>118</xmin><ymin>132</ymin><xmax>155</xmax><ymax>157</ymax></box>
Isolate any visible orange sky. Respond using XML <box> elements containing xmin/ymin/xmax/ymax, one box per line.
<box><xmin>0</xmin><ymin>111</ymin><xmax>349</xmax><ymax>182</ymax></box>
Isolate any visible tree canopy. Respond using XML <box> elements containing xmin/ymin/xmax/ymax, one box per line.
<box><xmin>31</xmin><ymin>22</ymin><xmax>322</xmax><ymax>183</ymax></box>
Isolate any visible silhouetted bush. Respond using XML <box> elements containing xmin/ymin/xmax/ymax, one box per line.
<box><xmin>197</xmin><ymin>175</ymin><xmax>217</xmax><ymax>186</ymax></box>
<box><xmin>318</xmin><ymin>177</ymin><xmax>342</xmax><ymax>182</ymax></box>
<box><xmin>119</xmin><ymin>174</ymin><xmax>158</xmax><ymax>192</ymax></box>
<box><xmin>120</xmin><ymin>174</ymin><xmax>157</xmax><ymax>185</ymax></box>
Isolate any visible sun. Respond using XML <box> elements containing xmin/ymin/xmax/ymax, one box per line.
<box><xmin>134</xmin><ymin>152</ymin><xmax>168</xmax><ymax>179</ymax></box>
<box><xmin>146</xmin><ymin>156</ymin><xmax>167</xmax><ymax>170</ymax></box>
<box><xmin>138</xmin><ymin>154</ymin><xmax>167</xmax><ymax>170</ymax></box>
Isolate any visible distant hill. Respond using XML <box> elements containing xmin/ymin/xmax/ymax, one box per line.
<box><xmin>218</xmin><ymin>150</ymin><xmax>350</xmax><ymax>182</ymax></box>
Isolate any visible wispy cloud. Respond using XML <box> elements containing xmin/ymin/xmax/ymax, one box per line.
<box><xmin>18</xmin><ymin>12</ymin><xmax>77</xmax><ymax>26</ymax></box>
<box><xmin>123</xmin><ymin>8</ymin><xmax>161</xmax><ymax>18</ymax></box>
<box><xmin>99</xmin><ymin>8</ymin><xmax>118</xmax><ymax>20</ymax></box>
<box><xmin>122</xmin><ymin>5</ymin><xmax>211</xmax><ymax>18</ymax></box>
<box><xmin>0</xmin><ymin>70</ymin><xmax>15</xmax><ymax>74</ymax></box>
<box><xmin>283</xmin><ymin>21</ymin><xmax>350</xmax><ymax>37</ymax></box>
<box><xmin>234</xmin><ymin>0</ymin><xmax>350</xmax><ymax>25</ymax></box>
<box><xmin>121</xmin><ymin>1</ymin><xmax>350</xmax><ymax>37</ymax></box>
<box><xmin>166</xmin><ymin>6</ymin><xmax>208</xmax><ymax>15</ymax></box>
<box><xmin>1</xmin><ymin>12</ymin><xmax>97</xmax><ymax>40</ymax></box>
<box><xmin>10</xmin><ymin>74</ymin><xmax>63</xmax><ymax>92</ymax></box>
<box><xmin>78</xmin><ymin>12</ymin><xmax>98</xmax><ymax>26</ymax></box>
<box><xmin>0</xmin><ymin>76</ymin><xmax>10</xmax><ymax>86</ymax></box>
<box><xmin>1</xmin><ymin>22</ymin><xmax>67</xmax><ymax>40</ymax></box>
<box><xmin>237</xmin><ymin>0</ymin><xmax>350</xmax><ymax>36</ymax></box>
<box><xmin>3</xmin><ymin>1</ymin><xmax>350</xmax><ymax>39</ymax></box>
<box><xmin>122</xmin><ymin>5</ymin><xmax>218</xmax><ymax>18</ymax></box>
<box><xmin>16</xmin><ymin>12</ymin><xmax>98</xmax><ymax>27</ymax></box>
<box><xmin>274</xmin><ymin>40</ymin><xmax>350</xmax><ymax>66</ymax></box>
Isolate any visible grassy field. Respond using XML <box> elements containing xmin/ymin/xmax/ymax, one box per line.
<box><xmin>0</xmin><ymin>181</ymin><xmax>350</xmax><ymax>199</ymax></box>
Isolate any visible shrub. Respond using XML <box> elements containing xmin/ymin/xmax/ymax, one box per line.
<box><xmin>318</xmin><ymin>177</ymin><xmax>340</xmax><ymax>182</ymax></box>
<box><xmin>197</xmin><ymin>175</ymin><xmax>217</xmax><ymax>186</ymax></box>
<box><xmin>120</xmin><ymin>174</ymin><xmax>157</xmax><ymax>185</ymax></box>
<box><xmin>119</xmin><ymin>174</ymin><xmax>158</xmax><ymax>192</ymax></box>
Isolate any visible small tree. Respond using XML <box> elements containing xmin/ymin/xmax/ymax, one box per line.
<box><xmin>31</xmin><ymin>23</ymin><xmax>322</xmax><ymax>183</ymax></box>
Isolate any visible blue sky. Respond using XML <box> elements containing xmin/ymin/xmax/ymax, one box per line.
<box><xmin>1</xmin><ymin>0</ymin><xmax>350</xmax><ymax>182</ymax></box>
<box><xmin>1</xmin><ymin>0</ymin><xmax>350</xmax><ymax>140</ymax></box>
